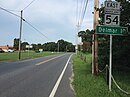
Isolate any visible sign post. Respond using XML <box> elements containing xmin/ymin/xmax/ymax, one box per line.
<box><xmin>105</xmin><ymin>0</ymin><xmax>120</xmax><ymax>91</ymax></box>
<box><xmin>96</xmin><ymin>0</ymin><xmax>128</xmax><ymax>91</ymax></box>
<box><xmin>104</xmin><ymin>0</ymin><xmax>121</xmax><ymax>91</ymax></box>
<box><xmin>96</xmin><ymin>0</ymin><xmax>129</xmax><ymax>91</ymax></box>
<box><xmin>109</xmin><ymin>34</ymin><xmax>112</xmax><ymax>91</ymax></box>
<box><xmin>96</xmin><ymin>0</ymin><xmax>125</xmax><ymax>91</ymax></box>
<box><xmin>96</xmin><ymin>25</ymin><xmax>128</xmax><ymax>91</ymax></box>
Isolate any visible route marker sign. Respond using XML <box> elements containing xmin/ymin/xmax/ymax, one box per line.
<box><xmin>96</xmin><ymin>26</ymin><xmax>128</xmax><ymax>35</ymax></box>
<box><xmin>105</xmin><ymin>14</ymin><xmax>120</xmax><ymax>26</ymax></box>
<box><xmin>104</xmin><ymin>1</ymin><xmax>120</xmax><ymax>26</ymax></box>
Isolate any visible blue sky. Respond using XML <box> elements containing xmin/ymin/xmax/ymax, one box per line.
<box><xmin>0</xmin><ymin>0</ymin><xmax>104</xmax><ymax>46</ymax></box>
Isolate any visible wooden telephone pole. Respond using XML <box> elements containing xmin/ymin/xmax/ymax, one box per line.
<box><xmin>18</xmin><ymin>10</ymin><xmax>23</xmax><ymax>60</ymax></box>
<box><xmin>92</xmin><ymin>0</ymin><xmax>99</xmax><ymax>75</ymax></box>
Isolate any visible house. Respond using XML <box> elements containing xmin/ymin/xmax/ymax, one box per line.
<box><xmin>0</xmin><ymin>48</ymin><xmax>4</xmax><ymax>53</ymax></box>
<box><xmin>0</xmin><ymin>45</ymin><xmax>14</xmax><ymax>52</ymax></box>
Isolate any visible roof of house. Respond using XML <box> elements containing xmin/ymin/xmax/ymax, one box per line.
<box><xmin>0</xmin><ymin>46</ymin><xmax>14</xmax><ymax>49</ymax></box>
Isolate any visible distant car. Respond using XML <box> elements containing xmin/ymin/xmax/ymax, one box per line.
<box><xmin>0</xmin><ymin>48</ymin><xmax>4</xmax><ymax>53</ymax></box>
<box><xmin>3</xmin><ymin>49</ymin><xmax>8</xmax><ymax>52</ymax></box>
<box><xmin>2</xmin><ymin>49</ymin><xmax>14</xmax><ymax>52</ymax></box>
<box><xmin>7</xmin><ymin>49</ymin><xmax>14</xmax><ymax>52</ymax></box>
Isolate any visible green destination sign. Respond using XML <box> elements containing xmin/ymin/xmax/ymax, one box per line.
<box><xmin>96</xmin><ymin>26</ymin><xmax>128</xmax><ymax>35</ymax></box>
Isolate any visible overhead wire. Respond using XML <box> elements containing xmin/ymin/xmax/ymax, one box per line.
<box><xmin>76</xmin><ymin>0</ymin><xmax>89</xmax><ymax>27</ymax></box>
<box><xmin>22</xmin><ymin>0</ymin><xmax>51</xmax><ymax>40</ymax></box>
<box><xmin>77</xmin><ymin>0</ymin><xmax>82</xmax><ymax>24</ymax></box>
<box><xmin>0</xmin><ymin>0</ymin><xmax>64</xmax><ymax>42</ymax></box>
<box><xmin>76</xmin><ymin>0</ymin><xmax>83</xmax><ymax>25</ymax></box>
<box><xmin>79</xmin><ymin>0</ymin><xmax>84</xmax><ymax>24</ymax></box>
<box><xmin>0</xmin><ymin>6</ymin><xmax>50</xmax><ymax>41</ymax></box>
<box><xmin>80</xmin><ymin>0</ymin><xmax>88</xmax><ymax>26</ymax></box>
<box><xmin>76</xmin><ymin>0</ymin><xmax>79</xmax><ymax>24</ymax></box>
<box><xmin>0</xmin><ymin>3</ymin><xmax>20</xmax><ymax>12</ymax></box>
<box><xmin>22</xmin><ymin>0</ymin><xmax>37</xmax><ymax>10</ymax></box>
<box><xmin>1</xmin><ymin>8</ymin><xmax>20</xmax><ymax>12</ymax></box>
<box><xmin>0</xmin><ymin>6</ymin><xmax>21</xmax><ymax>18</ymax></box>
<box><xmin>24</xmin><ymin>20</ymin><xmax>50</xmax><ymax>40</ymax></box>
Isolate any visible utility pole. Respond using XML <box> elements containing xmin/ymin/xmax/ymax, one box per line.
<box><xmin>18</xmin><ymin>10</ymin><xmax>23</xmax><ymax>60</ymax></box>
<box><xmin>76</xmin><ymin>22</ymin><xmax>80</xmax><ymax>55</ymax></box>
<box><xmin>92</xmin><ymin>0</ymin><xmax>99</xmax><ymax>75</ymax></box>
<box><xmin>57</xmin><ymin>42</ymin><xmax>59</xmax><ymax>53</ymax></box>
<box><xmin>66</xmin><ymin>45</ymin><xmax>68</xmax><ymax>52</ymax></box>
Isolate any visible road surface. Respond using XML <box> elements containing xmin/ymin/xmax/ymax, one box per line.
<box><xmin>0</xmin><ymin>53</ymin><xmax>75</xmax><ymax>97</ymax></box>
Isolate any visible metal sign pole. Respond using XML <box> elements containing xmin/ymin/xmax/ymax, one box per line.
<box><xmin>109</xmin><ymin>34</ymin><xmax>112</xmax><ymax>91</ymax></box>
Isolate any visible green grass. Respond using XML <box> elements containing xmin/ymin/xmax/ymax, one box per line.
<box><xmin>0</xmin><ymin>51</ymin><xmax>63</xmax><ymax>61</ymax></box>
<box><xmin>72</xmin><ymin>53</ymin><xmax>130</xmax><ymax>97</ymax></box>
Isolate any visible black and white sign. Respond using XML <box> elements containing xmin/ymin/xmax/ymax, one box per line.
<box><xmin>104</xmin><ymin>1</ymin><xmax>120</xmax><ymax>26</ymax></box>
<box><xmin>105</xmin><ymin>14</ymin><xmax>120</xmax><ymax>26</ymax></box>
<box><xmin>105</xmin><ymin>1</ymin><xmax>120</xmax><ymax>9</ymax></box>
<box><xmin>26</xmin><ymin>45</ymin><xmax>33</xmax><ymax>48</ymax></box>
<box><xmin>105</xmin><ymin>9</ymin><xmax>120</xmax><ymax>14</ymax></box>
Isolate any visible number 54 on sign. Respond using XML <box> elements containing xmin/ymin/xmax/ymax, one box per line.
<box><xmin>105</xmin><ymin>14</ymin><xmax>120</xmax><ymax>26</ymax></box>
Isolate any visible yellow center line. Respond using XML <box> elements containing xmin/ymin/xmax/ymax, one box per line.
<box><xmin>35</xmin><ymin>55</ymin><xmax>64</xmax><ymax>66</ymax></box>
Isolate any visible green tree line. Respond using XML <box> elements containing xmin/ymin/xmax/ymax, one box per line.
<box><xmin>13</xmin><ymin>39</ymin><xmax>75</xmax><ymax>52</ymax></box>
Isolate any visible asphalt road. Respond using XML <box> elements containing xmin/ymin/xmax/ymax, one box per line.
<box><xmin>0</xmin><ymin>53</ymin><xmax>75</xmax><ymax>97</ymax></box>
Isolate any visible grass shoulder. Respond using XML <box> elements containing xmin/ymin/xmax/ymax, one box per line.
<box><xmin>72</xmin><ymin>53</ymin><xmax>129</xmax><ymax>97</ymax></box>
<box><xmin>0</xmin><ymin>51</ymin><xmax>64</xmax><ymax>61</ymax></box>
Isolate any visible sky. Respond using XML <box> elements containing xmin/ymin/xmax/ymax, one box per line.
<box><xmin>0</xmin><ymin>0</ymin><xmax>105</xmax><ymax>46</ymax></box>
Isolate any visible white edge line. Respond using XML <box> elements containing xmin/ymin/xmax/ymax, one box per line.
<box><xmin>49</xmin><ymin>54</ymin><xmax>73</xmax><ymax>97</ymax></box>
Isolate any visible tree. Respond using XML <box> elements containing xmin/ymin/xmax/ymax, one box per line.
<box><xmin>57</xmin><ymin>39</ymin><xmax>66</xmax><ymax>52</ymax></box>
<box><xmin>13</xmin><ymin>38</ymin><xmax>75</xmax><ymax>52</ymax></box>
<box><xmin>21</xmin><ymin>42</ymin><xmax>29</xmax><ymax>50</ymax></box>
<box><xmin>31</xmin><ymin>44</ymin><xmax>38</xmax><ymax>51</ymax></box>
<box><xmin>78</xmin><ymin>29</ymin><xmax>92</xmax><ymax>52</ymax></box>
<box><xmin>37</xmin><ymin>44</ymin><xmax>42</xmax><ymax>49</ymax></box>
<box><xmin>57</xmin><ymin>39</ymin><xmax>75</xmax><ymax>52</ymax></box>
<box><xmin>13</xmin><ymin>38</ymin><xmax>19</xmax><ymax>50</ymax></box>
<box><xmin>43</xmin><ymin>42</ymin><xmax>57</xmax><ymax>51</ymax></box>
<box><xmin>66</xmin><ymin>43</ymin><xmax>75</xmax><ymax>52</ymax></box>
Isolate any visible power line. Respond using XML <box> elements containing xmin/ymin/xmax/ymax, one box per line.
<box><xmin>76</xmin><ymin>0</ymin><xmax>79</xmax><ymax>24</ymax></box>
<box><xmin>76</xmin><ymin>0</ymin><xmax>83</xmax><ymax>25</ymax></box>
<box><xmin>80</xmin><ymin>0</ymin><xmax>88</xmax><ymax>25</ymax></box>
<box><xmin>77</xmin><ymin>0</ymin><xmax>83</xmax><ymax>24</ymax></box>
<box><xmin>0</xmin><ymin>6</ymin><xmax>50</xmax><ymax>41</ymax></box>
<box><xmin>24</xmin><ymin>20</ymin><xmax>50</xmax><ymax>40</ymax></box>
<box><xmin>76</xmin><ymin>0</ymin><xmax>89</xmax><ymax>26</ymax></box>
<box><xmin>2</xmin><ymin>8</ymin><xmax>20</xmax><ymax>12</ymax></box>
<box><xmin>79</xmin><ymin>0</ymin><xmax>84</xmax><ymax>23</ymax></box>
<box><xmin>23</xmin><ymin>0</ymin><xmax>37</xmax><ymax>10</ymax></box>
<box><xmin>0</xmin><ymin>6</ymin><xmax>21</xmax><ymax>18</ymax></box>
<box><xmin>0</xmin><ymin>4</ymin><xmax>20</xmax><ymax>12</ymax></box>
